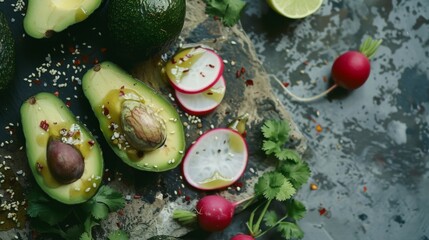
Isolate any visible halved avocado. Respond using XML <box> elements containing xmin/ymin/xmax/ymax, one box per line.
<box><xmin>21</xmin><ymin>92</ymin><xmax>104</xmax><ymax>204</ymax></box>
<box><xmin>82</xmin><ymin>61</ymin><xmax>186</xmax><ymax>172</ymax></box>
<box><xmin>23</xmin><ymin>0</ymin><xmax>102</xmax><ymax>39</ymax></box>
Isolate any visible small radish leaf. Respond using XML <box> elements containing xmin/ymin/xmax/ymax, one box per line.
<box><xmin>263</xmin><ymin>210</ymin><xmax>279</xmax><ymax>227</ymax></box>
<box><xmin>278</xmin><ymin>160</ymin><xmax>311</xmax><ymax>189</ymax></box>
<box><xmin>277</xmin><ymin>222</ymin><xmax>304</xmax><ymax>239</ymax></box>
<box><xmin>255</xmin><ymin>172</ymin><xmax>296</xmax><ymax>201</ymax></box>
<box><xmin>286</xmin><ymin>199</ymin><xmax>307</xmax><ymax>220</ymax></box>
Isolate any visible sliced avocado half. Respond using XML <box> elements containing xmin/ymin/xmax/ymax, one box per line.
<box><xmin>21</xmin><ymin>92</ymin><xmax>104</xmax><ymax>204</ymax></box>
<box><xmin>82</xmin><ymin>61</ymin><xmax>186</xmax><ymax>172</ymax></box>
<box><xmin>23</xmin><ymin>0</ymin><xmax>102</xmax><ymax>38</ymax></box>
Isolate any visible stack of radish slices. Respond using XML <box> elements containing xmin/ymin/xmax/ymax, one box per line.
<box><xmin>165</xmin><ymin>46</ymin><xmax>226</xmax><ymax>115</ymax></box>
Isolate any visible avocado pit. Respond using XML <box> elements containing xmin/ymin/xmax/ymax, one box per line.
<box><xmin>120</xmin><ymin>100</ymin><xmax>167</xmax><ymax>151</ymax></box>
<box><xmin>46</xmin><ymin>138</ymin><xmax>84</xmax><ymax>184</ymax></box>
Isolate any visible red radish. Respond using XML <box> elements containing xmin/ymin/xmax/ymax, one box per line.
<box><xmin>172</xmin><ymin>194</ymin><xmax>254</xmax><ymax>232</ymax></box>
<box><xmin>165</xmin><ymin>47</ymin><xmax>224</xmax><ymax>94</ymax></box>
<box><xmin>272</xmin><ymin>37</ymin><xmax>382</xmax><ymax>102</ymax></box>
<box><xmin>331</xmin><ymin>51</ymin><xmax>371</xmax><ymax>90</ymax></box>
<box><xmin>231</xmin><ymin>234</ymin><xmax>255</xmax><ymax>240</ymax></box>
<box><xmin>175</xmin><ymin>75</ymin><xmax>226</xmax><ymax>115</ymax></box>
<box><xmin>196</xmin><ymin>195</ymin><xmax>236</xmax><ymax>232</ymax></box>
<box><xmin>182</xmin><ymin>128</ymin><xmax>248</xmax><ymax>190</ymax></box>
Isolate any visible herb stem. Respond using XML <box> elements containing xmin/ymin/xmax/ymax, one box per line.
<box><xmin>251</xmin><ymin>199</ymin><xmax>272</xmax><ymax>236</ymax></box>
<box><xmin>256</xmin><ymin>214</ymin><xmax>289</xmax><ymax>238</ymax></box>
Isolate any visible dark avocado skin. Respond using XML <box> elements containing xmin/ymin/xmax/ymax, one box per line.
<box><xmin>0</xmin><ymin>11</ymin><xmax>15</xmax><ymax>91</ymax></box>
<box><xmin>107</xmin><ymin>0</ymin><xmax>186</xmax><ymax>61</ymax></box>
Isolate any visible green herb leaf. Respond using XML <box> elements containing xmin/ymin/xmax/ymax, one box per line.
<box><xmin>255</xmin><ymin>172</ymin><xmax>296</xmax><ymax>201</ymax></box>
<box><xmin>204</xmin><ymin>0</ymin><xmax>247</xmax><ymax>27</ymax></box>
<box><xmin>286</xmin><ymin>199</ymin><xmax>307</xmax><ymax>220</ymax></box>
<box><xmin>108</xmin><ymin>230</ymin><xmax>129</xmax><ymax>240</ymax></box>
<box><xmin>278</xmin><ymin>160</ymin><xmax>311</xmax><ymax>189</ymax></box>
<box><xmin>64</xmin><ymin>225</ymin><xmax>84</xmax><ymax>240</ymax></box>
<box><xmin>91</xmin><ymin>202</ymin><xmax>110</xmax><ymax>220</ymax></box>
<box><xmin>92</xmin><ymin>186</ymin><xmax>126</xmax><ymax>212</ymax></box>
<box><xmin>80</xmin><ymin>232</ymin><xmax>92</xmax><ymax>240</ymax></box>
<box><xmin>262</xmin><ymin>139</ymin><xmax>281</xmax><ymax>155</ymax></box>
<box><xmin>26</xmin><ymin>188</ymin><xmax>72</xmax><ymax>226</ymax></box>
<box><xmin>261</xmin><ymin>120</ymin><xmax>290</xmax><ymax>143</ymax></box>
<box><xmin>277</xmin><ymin>222</ymin><xmax>304</xmax><ymax>239</ymax></box>
<box><xmin>263</xmin><ymin>210</ymin><xmax>279</xmax><ymax>227</ymax></box>
<box><xmin>275</xmin><ymin>149</ymin><xmax>301</xmax><ymax>162</ymax></box>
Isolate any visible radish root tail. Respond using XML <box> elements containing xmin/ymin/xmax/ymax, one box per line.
<box><xmin>269</xmin><ymin>74</ymin><xmax>338</xmax><ymax>103</ymax></box>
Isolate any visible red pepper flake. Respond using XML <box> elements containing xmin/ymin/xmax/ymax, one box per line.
<box><xmin>363</xmin><ymin>185</ymin><xmax>367</xmax><ymax>193</ymax></box>
<box><xmin>103</xmin><ymin>106</ymin><xmax>110</xmax><ymax>116</ymax></box>
<box><xmin>323</xmin><ymin>76</ymin><xmax>328</xmax><ymax>82</ymax></box>
<box><xmin>39</xmin><ymin>120</ymin><xmax>49</xmax><ymax>131</ymax></box>
<box><xmin>207</xmin><ymin>64</ymin><xmax>215</xmax><ymax>68</ymax></box>
<box><xmin>33</xmin><ymin>79</ymin><xmax>42</xmax><ymax>85</ymax></box>
<box><xmin>88</xmin><ymin>140</ymin><xmax>95</xmax><ymax>146</ymax></box>
<box><xmin>185</xmin><ymin>195</ymin><xmax>191</xmax><ymax>202</ymax></box>
<box><xmin>236</xmin><ymin>67</ymin><xmax>246</xmax><ymax>78</ymax></box>
<box><xmin>240</xmin><ymin>67</ymin><xmax>246</xmax><ymax>74</ymax></box>
<box><xmin>283</xmin><ymin>82</ymin><xmax>290</xmax><ymax>87</ymax></box>
<box><xmin>81</xmin><ymin>55</ymin><xmax>89</xmax><ymax>64</ymax></box>
<box><xmin>133</xmin><ymin>194</ymin><xmax>141</xmax><ymax>199</ymax></box>
<box><xmin>73</xmin><ymin>59</ymin><xmax>81</xmax><ymax>65</ymax></box>
<box><xmin>200</xmin><ymin>72</ymin><xmax>206</xmax><ymax>77</ymax></box>
<box><xmin>318</xmin><ymin>207</ymin><xmax>327</xmax><ymax>216</ymax></box>
<box><xmin>68</xmin><ymin>45</ymin><xmax>76</xmax><ymax>54</ymax></box>
<box><xmin>36</xmin><ymin>162</ymin><xmax>43</xmax><ymax>172</ymax></box>
<box><xmin>177</xmin><ymin>189</ymin><xmax>182</xmax><ymax>196</ymax></box>
<box><xmin>54</xmin><ymin>91</ymin><xmax>59</xmax><ymax>97</ymax></box>
<box><xmin>66</xmin><ymin>100</ymin><xmax>72</xmax><ymax>108</ymax></box>
<box><xmin>245</xmin><ymin>79</ymin><xmax>254</xmax><ymax>86</ymax></box>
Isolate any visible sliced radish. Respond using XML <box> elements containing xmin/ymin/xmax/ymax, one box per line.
<box><xmin>182</xmin><ymin>128</ymin><xmax>248</xmax><ymax>190</ymax></box>
<box><xmin>165</xmin><ymin>47</ymin><xmax>224</xmax><ymax>94</ymax></box>
<box><xmin>175</xmin><ymin>75</ymin><xmax>226</xmax><ymax>115</ymax></box>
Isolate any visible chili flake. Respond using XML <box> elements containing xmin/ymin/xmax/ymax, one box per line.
<box><xmin>315</xmin><ymin>124</ymin><xmax>323</xmax><ymax>133</ymax></box>
<box><xmin>39</xmin><ymin>120</ymin><xmax>49</xmax><ymax>131</ymax></box>
<box><xmin>318</xmin><ymin>207</ymin><xmax>327</xmax><ymax>216</ymax></box>
<box><xmin>245</xmin><ymin>79</ymin><xmax>254</xmax><ymax>86</ymax></box>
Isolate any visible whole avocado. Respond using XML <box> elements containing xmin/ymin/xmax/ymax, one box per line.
<box><xmin>0</xmin><ymin>12</ymin><xmax>15</xmax><ymax>91</ymax></box>
<box><xmin>107</xmin><ymin>0</ymin><xmax>186</xmax><ymax>62</ymax></box>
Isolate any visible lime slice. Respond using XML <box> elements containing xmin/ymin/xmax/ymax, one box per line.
<box><xmin>182</xmin><ymin>128</ymin><xmax>248</xmax><ymax>190</ymax></box>
<box><xmin>267</xmin><ymin>0</ymin><xmax>323</xmax><ymax>19</ymax></box>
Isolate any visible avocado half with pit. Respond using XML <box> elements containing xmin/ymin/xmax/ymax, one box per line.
<box><xmin>21</xmin><ymin>92</ymin><xmax>104</xmax><ymax>204</ymax></box>
<box><xmin>23</xmin><ymin>0</ymin><xmax>102</xmax><ymax>38</ymax></box>
<box><xmin>82</xmin><ymin>61</ymin><xmax>186</xmax><ymax>172</ymax></box>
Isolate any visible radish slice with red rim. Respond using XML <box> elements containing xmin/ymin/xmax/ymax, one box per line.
<box><xmin>182</xmin><ymin>128</ymin><xmax>248</xmax><ymax>190</ymax></box>
<box><xmin>165</xmin><ymin>47</ymin><xmax>224</xmax><ymax>94</ymax></box>
<box><xmin>175</xmin><ymin>75</ymin><xmax>226</xmax><ymax>115</ymax></box>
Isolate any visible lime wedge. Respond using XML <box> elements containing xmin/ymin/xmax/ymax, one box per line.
<box><xmin>267</xmin><ymin>0</ymin><xmax>323</xmax><ymax>19</ymax></box>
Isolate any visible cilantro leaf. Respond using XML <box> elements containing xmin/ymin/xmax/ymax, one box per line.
<box><xmin>204</xmin><ymin>0</ymin><xmax>246</xmax><ymax>27</ymax></box>
<box><xmin>275</xmin><ymin>149</ymin><xmax>301</xmax><ymax>162</ymax></box>
<box><xmin>261</xmin><ymin>120</ymin><xmax>290</xmax><ymax>143</ymax></box>
<box><xmin>108</xmin><ymin>230</ymin><xmax>129</xmax><ymax>240</ymax></box>
<box><xmin>64</xmin><ymin>225</ymin><xmax>84</xmax><ymax>240</ymax></box>
<box><xmin>262</xmin><ymin>139</ymin><xmax>281</xmax><ymax>155</ymax></box>
<box><xmin>263</xmin><ymin>210</ymin><xmax>279</xmax><ymax>227</ymax></box>
<box><xmin>80</xmin><ymin>232</ymin><xmax>92</xmax><ymax>240</ymax></box>
<box><xmin>255</xmin><ymin>172</ymin><xmax>296</xmax><ymax>201</ymax></box>
<box><xmin>93</xmin><ymin>186</ymin><xmax>125</xmax><ymax>212</ymax></box>
<box><xmin>286</xmin><ymin>199</ymin><xmax>307</xmax><ymax>220</ymax></box>
<box><xmin>26</xmin><ymin>188</ymin><xmax>72</xmax><ymax>226</ymax></box>
<box><xmin>278</xmin><ymin>160</ymin><xmax>311</xmax><ymax>189</ymax></box>
<box><xmin>277</xmin><ymin>222</ymin><xmax>304</xmax><ymax>239</ymax></box>
<box><xmin>91</xmin><ymin>202</ymin><xmax>110</xmax><ymax>220</ymax></box>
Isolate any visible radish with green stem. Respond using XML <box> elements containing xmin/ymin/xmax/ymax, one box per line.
<box><xmin>231</xmin><ymin>233</ymin><xmax>255</xmax><ymax>240</ymax></box>
<box><xmin>173</xmin><ymin>195</ymin><xmax>254</xmax><ymax>232</ymax></box>
<box><xmin>272</xmin><ymin>37</ymin><xmax>382</xmax><ymax>102</ymax></box>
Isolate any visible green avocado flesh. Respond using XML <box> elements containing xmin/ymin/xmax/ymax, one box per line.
<box><xmin>82</xmin><ymin>61</ymin><xmax>186</xmax><ymax>172</ymax></box>
<box><xmin>23</xmin><ymin>0</ymin><xmax>102</xmax><ymax>38</ymax></box>
<box><xmin>20</xmin><ymin>92</ymin><xmax>104</xmax><ymax>204</ymax></box>
<box><xmin>0</xmin><ymin>12</ymin><xmax>15</xmax><ymax>91</ymax></box>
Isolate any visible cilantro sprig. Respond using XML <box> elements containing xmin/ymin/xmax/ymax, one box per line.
<box><xmin>244</xmin><ymin>119</ymin><xmax>311</xmax><ymax>239</ymax></box>
<box><xmin>27</xmin><ymin>185</ymin><xmax>127</xmax><ymax>240</ymax></box>
<box><xmin>204</xmin><ymin>0</ymin><xmax>247</xmax><ymax>27</ymax></box>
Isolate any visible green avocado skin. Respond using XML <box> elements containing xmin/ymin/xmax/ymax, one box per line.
<box><xmin>107</xmin><ymin>0</ymin><xmax>186</xmax><ymax>61</ymax></box>
<box><xmin>0</xmin><ymin>12</ymin><xmax>15</xmax><ymax>91</ymax></box>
